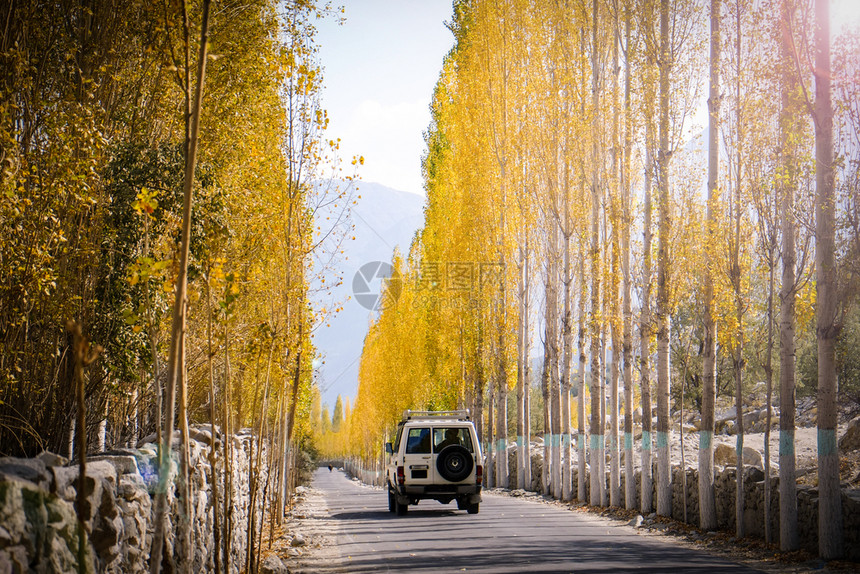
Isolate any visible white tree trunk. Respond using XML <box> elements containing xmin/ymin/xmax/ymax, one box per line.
<box><xmin>524</xmin><ymin>245</ymin><xmax>532</xmax><ymax>491</ymax></box>
<box><xmin>517</xmin><ymin>243</ymin><xmax>527</xmax><ymax>490</ymax></box>
<box><xmin>589</xmin><ymin>0</ymin><xmax>603</xmax><ymax>508</ymax></box>
<box><xmin>487</xmin><ymin>376</ymin><xmax>496</xmax><ymax>488</ymax></box>
<box><xmin>640</xmin><ymin>102</ymin><xmax>654</xmax><ymax>516</ymax></box>
<box><xmin>610</xmin><ymin>329</ymin><xmax>620</xmax><ymax>507</ymax></box>
<box><xmin>578</xmin><ymin>259</ymin><xmax>588</xmax><ymax>502</ymax></box>
<box><xmin>814</xmin><ymin>0</ymin><xmax>843</xmax><ymax>559</ymax></box>
<box><xmin>699</xmin><ymin>0</ymin><xmax>720</xmax><ymax>532</ymax></box>
<box><xmin>655</xmin><ymin>0</ymin><xmax>672</xmax><ymax>518</ymax></box>
<box><xmin>562</xmin><ymin>212</ymin><xmax>573</xmax><ymax>501</ymax></box>
<box><xmin>778</xmin><ymin>0</ymin><xmax>799</xmax><ymax>551</ymax></box>
<box><xmin>549</xmin><ymin>219</ymin><xmax>562</xmax><ymax>500</ymax></box>
<box><xmin>621</xmin><ymin>6</ymin><xmax>635</xmax><ymax>511</ymax></box>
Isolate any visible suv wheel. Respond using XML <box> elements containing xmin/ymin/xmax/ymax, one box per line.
<box><xmin>395</xmin><ymin>495</ymin><xmax>408</xmax><ymax>516</ymax></box>
<box><xmin>466</xmin><ymin>503</ymin><xmax>479</xmax><ymax>514</ymax></box>
<box><xmin>436</xmin><ymin>445</ymin><xmax>473</xmax><ymax>482</ymax></box>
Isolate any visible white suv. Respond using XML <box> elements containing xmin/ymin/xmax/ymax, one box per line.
<box><xmin>385</xmin><ymin>410</ymin><xmax>483</xmax><ymax>515</ymax></box>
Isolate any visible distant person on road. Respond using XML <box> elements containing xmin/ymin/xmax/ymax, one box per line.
<box><xmin>328</xmin><ymin>464</ymin><xmax>333</xmax><ymax>472</ymax></box>
<box><xmin>435</xmin><ymin>428</ymin><xmax>462</xmax><ymax>451</ymax></box>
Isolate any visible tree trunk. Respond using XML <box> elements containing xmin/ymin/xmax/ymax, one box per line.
<box><xmin>178</xmin><ymin>314</ymin><xmax>193</xmax><ymax>569</ymax></box>
<box><xmin>496</xmin><ymin>172</ymin><xmax>508</xmax><ymax>490</ymax></box>
<box><xmin>151</xmin><ymin>2</ymin><xmax>211</xmax><ymax>570</ymax></box>
<box><xmin>551</xmin><ymin>222</ymin><xmax>562</xmax><ymax>501</ymax></box>
<box><xmin>699</xmin><ymin>0</ymin><xmax>720</xmax><ymax>533</ymax></box>
<box><xmin>496</xmin><ymin>367</ymin><xmax>508</xmax><ymax>489</ymax></box>
<box><xmin>544</xmin><ymin>214</ymin><xmax>561</xmax><ymax>498</ymax></box>
<box><xmin>621</xmin><ymin>4</ymin><xmax>635</xmax><ymax>512</ymax></box>
<box><xmin>205</xmin><ymin>284</ymin><xmax>221</xmax><ymax>574</ymax></box>
<box><xmin>732</xmin><ymin>4</ymin><xmax>745</xmax><ymax>539</ymax></box>
<box><xmin>765</xmin><ymin>244</ymin><xmax>775</xmax><ymax>546</ymax></box>
<box><xmin>655</xmin><ymin>0</ymin><xmax>672</xmax><ymax>518</ymax></box>
<box><xmin>562</xmin><ymin>191</ymin><xmax>573</xmax><ymax>502</ymax></box>
<box><xmin>97</xmin><ymin>394</ymin><xmax>107</xmax><ymax>453</ymax></box>
<box><xmin>523</xmin><ymin>244</ymin><xmax>532</xmax><ymax>491</ymax></box>
<box><xmin>814</xmin><ymin>0</ymin><xmax>843</xmax><ymax>559</ymax></box>
<box><xmin>734</xmin><ymin>343</ymin><xmax>745</xmax><ymax>538</ymax></box>
<box><xmin>578</xmin><ymin>257</ymin><xmax>588</xmax><ymax>502</ymax></box>
<box><xmin>517</xmin><ymin>242</ymin><xmax>527</xmax><ymax>490</ymax></box>
<box><xmin>589</xmin><ymin>0</ymin><xmax>603</xmax><ymax>509</ymax></box>
<box><xmin>778</xmin><ymin>0</ymin><xmax>799</xmax><ymax>550</ymax></box>
<box><xmin>222</xmin><ymin>319</ymin><xmax>234</xmax><ymax>574</ymax></box>
<box><xmin>608</xmin><ymin>4</ymin><xmax>621</xmax><ymax>510</ymax></box>
<box><xmin>600</xmin><ymin>323</ymin><xmax>608</xmax><ymax>507</ymax></box>
<box><xmin>487</xmin><ymin>369</ymin><xmax>496</xmax><ymax>488</ymax></box>
<box><xmin>69</xmin><ymin>321</ymin><xmax>99</xmax><ymax>574</ymax></box>
<box><xmin>541</xmin><ymin>332</ymin><xmax>550</xmax><ymax>493</ymax></box>
<box><xmin>640</xmin><ymin>87</ymin><xmax>654</xmax><ymax>516</ymax></box>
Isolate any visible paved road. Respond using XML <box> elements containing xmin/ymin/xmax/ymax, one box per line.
<box><xmin>293</xmin><ymin>468</ymin><xmax>761</xmax><ymax>573</ymax></box>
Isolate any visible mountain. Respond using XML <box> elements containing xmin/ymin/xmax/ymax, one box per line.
<box><xmin>312</xmin><ymin>181</ymin><xmax>425</xmax><ymax>408</ymax></box>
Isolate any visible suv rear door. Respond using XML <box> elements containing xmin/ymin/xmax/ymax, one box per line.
<box><xmin>403</xmin><ymin>426</ymin><xmax>433</xmax><ymax>485</ymax></box>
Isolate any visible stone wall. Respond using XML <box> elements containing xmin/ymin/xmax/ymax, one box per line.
<box><xmin>0</xmin><ymin>426</ymin><xmax>272</xmax><ymax>573</ymax></box>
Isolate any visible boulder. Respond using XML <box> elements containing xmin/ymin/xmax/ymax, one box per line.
<box><xmin>746</xmin><ymin>466</ymin><xmax>765</xmax><ymax>483</ymax></box>
<box><xmin>88</xmin><ymin>455</ymin><xmax>139</xmax><ymax>476</ymax></box>
<box><xmin>260</xmin><ymin>554</ymin><xmax>288</xmax><ymax>574</ymax></box>
<box><xmin>743</xmin><ymin>447</ymin><xmax>763</xmax><ymax>468</ymax></box>
<box><xmin>0</xmin><ymin>458</ymin><xmax>50</xmax><ymax>490</ymax></box>
<box><xmin>35</xmin><ymin>451</ymin><xmax>68</xmax><ymax>468</ymax></box>
<box><xmin>839</xmin><ymin>417</ymin><xmax>860</xmax><ymax>451</ymax></box>
<box><xmin>713</xmin><ymin>444</ymin><xmax>763</xmax><ymax>468</ymax></box>
<box><xmin>716</xmin><ymin>406</ymin><xmax>737</xmax><ymax>422</ymax></box>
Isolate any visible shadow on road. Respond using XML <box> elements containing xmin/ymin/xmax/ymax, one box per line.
<box><xmin>297</xmin><ymin>469</ymin><xmax>763</xmax><ymax>574</ymax></box>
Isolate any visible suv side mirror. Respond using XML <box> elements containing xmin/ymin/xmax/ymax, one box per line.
<box><xmin>385</xmin><ymin>442</ymin><xmax>393</xmax><ymax>455</ymax></box>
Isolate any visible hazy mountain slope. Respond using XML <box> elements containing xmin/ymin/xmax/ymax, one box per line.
<box><xmin>312</xmin><ymin>181</ymin><xmax>424</xmax><ymax>407</ymax></box>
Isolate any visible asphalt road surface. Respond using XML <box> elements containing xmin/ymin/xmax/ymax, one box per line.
<box><xmin>290</xmin><ymin>468</ymin><xmax>761</xmax><ymax>574</ymax></box>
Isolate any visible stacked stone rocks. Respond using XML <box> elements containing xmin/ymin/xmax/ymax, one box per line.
<box><xmin>0</xmin><ymin>426</ymin><xmax>271</xmax><ymax>572</ymax></box>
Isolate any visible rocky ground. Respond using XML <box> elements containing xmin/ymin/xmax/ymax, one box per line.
<box><xmin>259</xmin><ymin>484</ymin><xmax>346</xmax><ymax>574</ymax></box>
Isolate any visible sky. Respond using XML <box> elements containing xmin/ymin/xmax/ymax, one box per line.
<box><xmin>315</xmin><ymin>0</ymin><xmax>455</xmax><ymax>196</ymax></box>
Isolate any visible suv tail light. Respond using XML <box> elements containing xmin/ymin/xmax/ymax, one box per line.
<box><xmin>476</xmin><ymin>464</ymin><xmax>483</xmax><ymax>485</ymax></box>
<box><xmin>397</xmin><ymin>466</ymin><xmax>405</xmax><ymax>486</ymax></box>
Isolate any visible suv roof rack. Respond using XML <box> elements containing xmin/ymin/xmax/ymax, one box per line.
<box><xmin>402</xmin><ymin>409</ymin><xmax>471</xmax><ymax>421</ymax></box>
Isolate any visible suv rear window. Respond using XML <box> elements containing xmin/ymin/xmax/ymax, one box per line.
<box><xmin>405</xmin><ymin>427</ymin><xmax>431</xmax><ymax>453</ymax></box>
<box><xmin>433</xmin><ymin>427</ymin><xmax>473</xmax><ymax>452</ymax></box>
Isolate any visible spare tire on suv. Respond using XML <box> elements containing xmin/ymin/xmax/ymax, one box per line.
<box><xmin>436</xmin><ymin>445</ymin><xmax>473</xmax><ymax>482</ymax></box>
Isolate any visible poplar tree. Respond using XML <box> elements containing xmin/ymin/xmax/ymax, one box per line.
<box><xmin>620</xmin><ymin>2</ymin><xmax>636</xmax><ymax>511</ymax></box>
<box><xmin>151</xmin><ymin>2</ymin><xmax>211</xmax><ymax>571</ymax></box>
<box><xmin>589</xmin><ymin>0</ymin><xmax>605</xmax><ymax>508</ymax></box>
<box><xmin>655</xmin><ymin>0</ymin><xmax>673</xmax><ymax>517</ymax></box>
<box><xmin>699</xmin><ymin>0</ymin><xmax>720</xmax><ymax>532</ymax></box>
<box><xmin>813</xmin><ymin>0</ymin><xmax>843</xmax><ymax>559</ymax></box>
<box><xmin>777</xmin><ymin>0</ymin><xmax>800</xmax><ymax>550</ymax></box>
